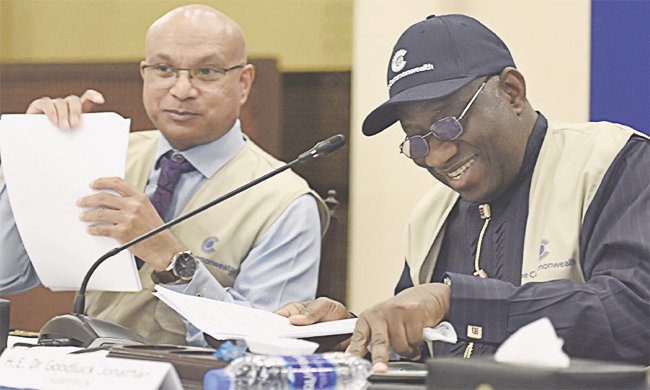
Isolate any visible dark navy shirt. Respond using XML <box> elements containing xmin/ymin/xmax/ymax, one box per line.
<box><xmin>396</xmin><ymin>114</ymin><xmax>650</xmax><ymax>365</ymax></box>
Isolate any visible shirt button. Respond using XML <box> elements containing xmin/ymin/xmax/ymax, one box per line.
<box><xmin>195</xmin><ymin>292</ymin><xmax>203</xmax><ymax>297</ymax></box>
<box><xmin>172</xmin><ymin>154</ymin><xmax>185</xmax><ymax>162</ymax></box>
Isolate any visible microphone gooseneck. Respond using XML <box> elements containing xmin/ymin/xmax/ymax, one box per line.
<box><xmin>72</xmin><ymin>133</ymin><xmax>347</xmax><ymax>317</ymax></box>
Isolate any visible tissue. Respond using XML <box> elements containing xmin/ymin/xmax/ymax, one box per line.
<box><xmin>494</xmin><ymin>317</ymin><xmax>570</xmax><ymax>368</ymax></box>
<box><xmin>423</xmin><ymin>321</ymin><xmax>458</xmax><ymax>344</ymax></box>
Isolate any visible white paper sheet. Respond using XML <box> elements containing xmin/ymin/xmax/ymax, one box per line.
<box><xmin>0</xmin><ymin>113</ymin><xmax>141</xmax><ymax>292</ymax></box>
<box><xmin>153</xmin><ymin>285</ymin><xmax>357</xmax><ymax>340</ymax></box>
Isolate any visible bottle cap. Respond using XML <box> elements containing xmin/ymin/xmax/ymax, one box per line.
<box><xmin>204</xmin><ymin>368</ymin><xmax>232</xmax><ymax>390</ymax></box>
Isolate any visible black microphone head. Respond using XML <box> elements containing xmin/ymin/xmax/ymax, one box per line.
<box><xmin>298</xmin><ymin>134</ymin><xmax>347</xmax><ymax>162</ymax></box>
<box><xmin>320</xmin><ymin>134</ymin><xmax>347</xmax><ymax>154</ymax></box>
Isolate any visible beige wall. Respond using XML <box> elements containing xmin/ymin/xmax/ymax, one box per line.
<box><xmin>0</xmin><ymin>0</ymin><xmax>352</xmax><ymax>72</ymax></box>
<box><xmin>348</xmin><ymin>0</ymin><xmax>591</xmax><ymax>312</ymax></box>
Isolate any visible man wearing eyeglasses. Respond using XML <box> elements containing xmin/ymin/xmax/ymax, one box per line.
<box><xmin>0</xmin><ymin>5</ymin><xmax>329</xmax><ymax>346</ymax></box>
<box><xmin>277</xmin><ymin>14</ymin><xmax>649</xmax><ymax>371</ymax></box>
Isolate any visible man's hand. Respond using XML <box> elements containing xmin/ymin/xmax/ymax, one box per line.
<box><xmin>346</xmin><ymin>283</ymin><xmax>450</xmax><ymax>373</ymax></box>
<box><xmin>26</xmin><ymin>89</ymin><xmax>105</xmax><ymax>129</ymax></box>
<box><xmin>275</xmin><ymin>297</ymin><xmax>353</xmax><ymax>325</ymax></box>
<box><xmin>275</xmin><ymin>297</ymin><xmax>354</xmax><ymax>351</ymax></box>
<box><xmin>77</xmin><ymin>176</ymin><xmax>185</xmax><ymax>271</ymax></box>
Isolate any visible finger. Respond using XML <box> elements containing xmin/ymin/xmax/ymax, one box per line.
<box><xmin>66</xmin><ymin>95</ymin><xmax>85</xmax><ymax>128</ymax></box>
<box><xmin>52</xmin><ymin>98</ymin><xmax>73</xmax><ymax>130</ymax></box>
<box><xmin>347</xmin><ymin>317</ymin><xmax>391</xmax><ymax>373</ymax></box>
<box><xmin>77</xmin><ymin>191</ymin><xmax>124</xmax><ymax>210</ymax></box>
<box><xmin>89</xmin><ymin>177</ymin><xmax>139</xmax><ymax>197</ymax></box>
<box><xmin>345</xmin><ymin>316</ymin><xmax>371</xmax><ymax>357</ymax></box>
<box><xmin>289</xmin><ymin>314</ymin><xmax>317</xmax><ymax>325</ymax></box>
<box><xmin>26</xmin><ymin>98</ymin><xmax>59</xmax><ymax>125</ymax></box>
<box><xmin>289</xmin><ymin>298</ymin><xmax>326</xmax><ymax>325</ymax></box>
<box><xmin>86</xmin><ymin>222</ymin><xmax>119</xmax><ymax>239</ymax></box>
<box><xmin>390</xmin><ymin>320</ymin><xmax>422</xmax><ymax>360</ymax></box>
<box><xmin>367</xmin><ymin>322</ymin><xmax>391</xmax><ymax>373</ymax></box>
<box><xmin>274</xmin><ymin>302</ymin><xmax>308</xmax><ymax>318</ymax></box>
<box><xmin>80</xmin><ymin>89</ymin><xmax>105</xmax><ymax>113</ymax></box>
<box><xmin>333</xmin><ymin>338</ymin><xmax>351</xmax><ymax>352</ymax></box>
<box><xmin>290</xmin><ymin>297</ymin><xmax>350</xmax><ymax>325</ymax></box>
<box><xmin>79</xmin><ymin>207</ymin><xmax>122</xmax><ymax>224</ymax></box>
<box><xmin>404</xmin><ymin>318</ymin><xmax>426</xmax><ymax>360</ymax></box>
<box><xmin>386</xmin><ymin>321</ymin><xmax>410</xmax><ymax>357</ymax></box>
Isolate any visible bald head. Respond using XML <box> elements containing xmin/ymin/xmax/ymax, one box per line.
<box><xmin>140</xmin><ymin>5</ymin><xmax>256</xmax><ymax>150</ymax></box>
<box><xmin>145</xmin><ymin>4</ymin><xmax>247</xmax><ymax>65</ymax></box>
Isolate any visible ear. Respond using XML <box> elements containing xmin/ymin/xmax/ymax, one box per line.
<box><xmin>139</xmin><ymin>61</ymin><xmax>147</xmax><ymax>81</ymax></box>
<box><xmin>498</xmin><ymin>67</ymin><xmax>527</xmax><ymax>115</ymax></box>
<box><xmin>238</xmin><ymin>64</ymin><xmax>255</xmax><ymax>105</ymax></box>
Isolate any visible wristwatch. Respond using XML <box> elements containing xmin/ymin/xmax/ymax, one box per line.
<box><xmin>151</xmin><ymin>250</ymin><xmax>199</xmax><ymax>284</ymax></box>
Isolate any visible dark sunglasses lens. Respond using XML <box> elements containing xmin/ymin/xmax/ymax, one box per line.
<box><xmin>431</xmin><ymin>117</ymin><xmax>462</xmax><ymax>141</ymax></box>
<box><xmin>405</xmin><ymin>137</ymin><xmax>429</xmax><ymax>159</ymax></box>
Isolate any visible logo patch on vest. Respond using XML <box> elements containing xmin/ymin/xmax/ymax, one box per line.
<box><xmin>539</xmin><ymin>239</ymin><xmax>550</xmax><ymax>261</ymax></box>
<box><xmin>197</xmin><ymin>256</ymin><xmax>237</xmax><ymax>273</ymax></box>
<box><xmin>201</xmin><ymin>236</ymin><xmax>219</xmax><ymax>254</ymax></box>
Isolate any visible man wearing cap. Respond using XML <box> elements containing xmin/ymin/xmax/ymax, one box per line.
<box><xmin>277</xmin><ymin>14</ymin><xmax>649</xmax><ymax>371</ymax></box>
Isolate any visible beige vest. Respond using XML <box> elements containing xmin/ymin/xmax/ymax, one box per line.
<box><xmin>406</xmin><ymin>120</ymin><xmax>644</xmax><ymax>286</ymax></box>
<box><xmin>85</xmin><ymin>131</ymin><xmax>328</xmax><ymax>345</ymax></box>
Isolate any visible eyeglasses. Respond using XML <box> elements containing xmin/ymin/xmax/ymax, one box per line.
<box><xmin>141</xmin><ymin>63</ymin><xmax>244</xmax><ymax>88</ymax></box>
<box><xmin>399</xmin><ymin>77</ymin><xmax>490</xmax><ymax>160</ymax></box>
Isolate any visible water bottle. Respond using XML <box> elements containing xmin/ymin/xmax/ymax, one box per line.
<box><xmin>204</xmin><ymin>351</ymin><xmax>373</xmax><ymax>390</ymax></box>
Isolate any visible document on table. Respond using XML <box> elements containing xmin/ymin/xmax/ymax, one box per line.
<box><xmin>154</xmin><ymin>285</ymin><xmax>357</xmax><ymax>339</ymax></box>
<box><xmin>0</xmin><ymin>113</ymin><xmax>141</xmax><ymax>292</ymax></box>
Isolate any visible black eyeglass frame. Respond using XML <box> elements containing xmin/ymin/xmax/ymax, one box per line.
<box><xmin>140</xmin><ymin>63</ymin><xmax>245</xmax><ymax>82</ymax></box>
<box><xmin>399</xmin><ymin>76</ymin><xmax>492</xmax><ymax>160</ymax></box>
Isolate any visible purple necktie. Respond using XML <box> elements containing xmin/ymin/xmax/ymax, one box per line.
<box><xmin>150</xmin><ymin>152</ymin><xmax>196</xmax><ymax>220</ymax></box>
<box><xmin>136</xmin><ymin>152</ymin><xmax>195</xmax><ymax>269</ymax></box>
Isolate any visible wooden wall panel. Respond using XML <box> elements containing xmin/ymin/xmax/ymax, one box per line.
<box><xmin>0</xmin><ymin>59</ymin><xmax>282</xmax><ymax>156</ymax></box>
<box><xmin>281</xmin><ymin>72</ymin><xmax>351</xmax><ymax>304</ymax></box>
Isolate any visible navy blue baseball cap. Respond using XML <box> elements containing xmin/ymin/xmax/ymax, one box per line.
<box><xmin>362</xmin><ymin>14</ymin><xmax>516</xmax><ymax>136</ymax></box>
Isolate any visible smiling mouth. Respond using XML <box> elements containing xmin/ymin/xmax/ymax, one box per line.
<box><xmin>447</xmin><ymin>157</ymin><xmax>475</xmax><ymax>180</ymax></box>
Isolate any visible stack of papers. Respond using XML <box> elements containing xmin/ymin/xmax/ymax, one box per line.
<box><xmin>0</xmin><ymin>113</ymin><xmax>141</xmax><ymax>292</ymax></box>
<box><xmin>153</xmin><ymin>286</ymin><xmax>357</xmax><ymax>340</ymax></box>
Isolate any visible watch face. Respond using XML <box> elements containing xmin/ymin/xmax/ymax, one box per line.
<box><xmin>174</xmin><ymin>252</ymin><xmax>198</xmax><ymax>280</ymax></box>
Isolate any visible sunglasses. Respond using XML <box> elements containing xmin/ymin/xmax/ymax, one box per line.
<box><xmin>399</xmin><ymin>77</ymin><xmax>490</xmax><ymax>160</ymax></box>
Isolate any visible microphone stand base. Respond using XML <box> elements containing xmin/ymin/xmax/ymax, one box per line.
<box><xmin>39</xmin><ymin>313</ymin><xmax>150</xmax><ymax>348</ymax></box>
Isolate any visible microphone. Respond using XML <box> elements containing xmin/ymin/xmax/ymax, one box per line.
<box><xmin>38</xmin><ymin>134</ymin><xmax>347</xmax><ymax>348</ymax></box>
<box><xmin>298</xmin><ymin>134</ymin><xmax>347</xmax><ymax>162</ymax></box>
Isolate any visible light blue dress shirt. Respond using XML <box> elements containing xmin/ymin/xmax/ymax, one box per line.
<box><xmin>0</xmin><ymin>120</ymin><xmax>322</xmax><ymax>347</ymax></box>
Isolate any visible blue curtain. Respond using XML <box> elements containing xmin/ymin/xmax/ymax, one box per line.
<box><xmin>590</xmin><ymin>0</ymin><xmax>650</xmax><ymax>135</ymax></box>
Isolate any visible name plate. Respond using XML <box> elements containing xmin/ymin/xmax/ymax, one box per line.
<box><xmin>0</xmin><ymin>348</ymin><xmax>182</xmax><ymax>389</ymax></box>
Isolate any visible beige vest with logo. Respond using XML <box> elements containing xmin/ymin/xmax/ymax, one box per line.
<box><xmin>85</xmin><ymin>131</ymin><xmax>329</xmax><ymax>345</ymax></box>
<box><xmin>406</xmin><ymin>120</ymin><xmax>644</xmax><ymax>286</ymax></box>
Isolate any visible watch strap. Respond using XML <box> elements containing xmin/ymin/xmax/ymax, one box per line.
<box><xmin>151</xmin><ymin>269</ymin><xmax>179</xmax><ymax>284</ymax></box>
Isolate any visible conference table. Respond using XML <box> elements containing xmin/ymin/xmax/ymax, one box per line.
<box><xmin>2</xmin><ymin>334</ymin><xmax>648</xmax><ymax>390</ymax></box>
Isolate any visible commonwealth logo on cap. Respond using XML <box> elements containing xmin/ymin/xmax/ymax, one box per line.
<box><xmin>391</xmin><ymin>49</ymin><xmax>408</xmax><ymax>73</ymax></box>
